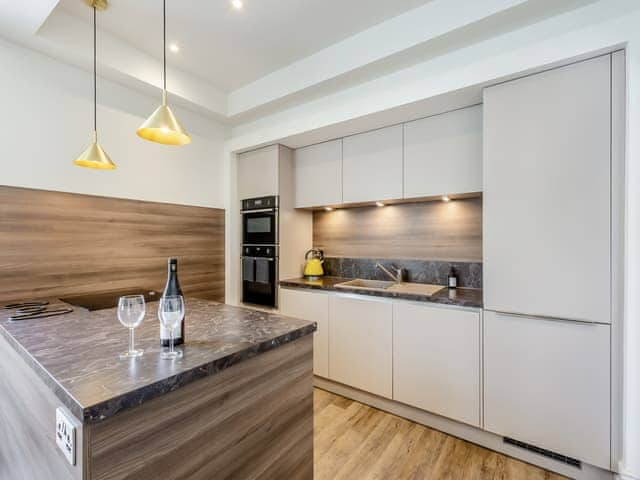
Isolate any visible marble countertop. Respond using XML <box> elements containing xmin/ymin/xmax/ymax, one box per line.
<box><xmin>0</xmin><ymin>298</ymin><xmax>316</xmax><ymax>423</ymax></box>
<box><xmin>280</xmin><ymin>276</ymin><xmax>483</xmax><ymax>309</ymax></box>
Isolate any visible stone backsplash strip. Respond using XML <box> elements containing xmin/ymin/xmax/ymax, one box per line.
<box><xmin>322</xmin><ymin>257</ymin><xmax>483</xmax><ymax>289</ymax></box>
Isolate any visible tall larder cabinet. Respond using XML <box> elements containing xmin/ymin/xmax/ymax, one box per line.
<box><xmin>482</xmin><ymin>52</ymin><xmax>625</xmax><ymax>471</ymax></box>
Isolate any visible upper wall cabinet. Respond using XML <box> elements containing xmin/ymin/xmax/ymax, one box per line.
<box><xmin>237</xmin><ymin>145</ymin><xmax>279</xmax><ymax>200</ymax></box>
<box><xmin>403</xmin><ymin>105</ymin><xmax>482</xmax><ymax>198</ymax></box>
<box><xmin>294</xmin><ymin>139</ymin><xmax>342</xmax><ymax>208</ymax></box>
<box><xmin>342</xmin><ymin>125</ymin><xmax>403</xmax><ymax>203</ymax></box>
<box><xmin>483</xmin><ymin>55</ymin><xmax>614</xmax><ymax>323</ymax></box>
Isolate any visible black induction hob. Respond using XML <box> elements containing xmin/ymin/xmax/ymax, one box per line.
<box><xmin>60</xmin><ymin>288</ymin><xmax>159</xmax><ymax>311</ymax></box>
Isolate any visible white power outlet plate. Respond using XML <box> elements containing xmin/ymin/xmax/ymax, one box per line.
<box><xmin>55</xmin><ymin>408</ymin><xmax>76</xmax><ymax>465</ymax></box>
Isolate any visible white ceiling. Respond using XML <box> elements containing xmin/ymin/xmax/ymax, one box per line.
<box><xmin>58</xmin><ymin>0</ymin><xmax>432</xmax><ymax>92</ymax></box>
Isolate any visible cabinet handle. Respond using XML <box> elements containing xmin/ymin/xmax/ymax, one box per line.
<box><xmin>491</xmin><ymin>310</ymin><xmax>603</xmax><ymax>326</ymax></box>
<box><xmin>241</xmin><ymin>256</ymin><xmax>275</xmax><ymax>262</ymax></box>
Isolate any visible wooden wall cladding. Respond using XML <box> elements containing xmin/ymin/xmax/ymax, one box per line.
<box><xmin>0</xmin><ymin>186</ymin><xmax>225</xmax><ymax>303</ymax></box>
<box><xmin>313</xmin><ymin>197</ymin><xmax>482</xmax><ymax>262</ymax></box>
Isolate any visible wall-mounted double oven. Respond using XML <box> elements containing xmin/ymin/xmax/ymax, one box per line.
<box><xmin>241</xmin><ymin>196</ymin><xmax>278</xmax><ymax>307</ymax></box>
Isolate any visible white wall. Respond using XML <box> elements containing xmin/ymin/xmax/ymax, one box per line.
<box><xmin>0</xmin><ymin>38</ymin><xmax>228</xmax><ymax>208</ymax></box>
<box><xmin>224</xmin><ymin>1</ymin><xmax>640</xmax><ymax>477</ymax></box>
<box><xmin>624</xmin><ymin>40</ymin><xmax>640</xmax><ymax>480</ymax></box>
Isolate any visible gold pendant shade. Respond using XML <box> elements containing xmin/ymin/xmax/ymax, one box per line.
<box><xmin>74</xmin><ymin>1</ymin><xmax>116</xmax><ymax>170</ymax></box>
<box><xmin>136</xmin><ymin>92</ymin><xmax>191</xmax><ymax>145</ymax></box>
<box><xmin>137</xmin><ymin>0</ymin><xmax>191</xmax><ymax>146</ymax></box>
<box><xmin>74</xmin><ymin>0</ymin><xmax>190</xmax><ymax>171</ymax></box>
<box><xmin>74</xmin><ymin>132</ymin><xmax>116</xmax><ymax>169</ymax></box>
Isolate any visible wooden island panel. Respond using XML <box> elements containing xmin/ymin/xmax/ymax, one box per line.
<box><xmin>87</xmin><ymin>335</ymin><xmax>313</xmax><ymax>480</ymax></box>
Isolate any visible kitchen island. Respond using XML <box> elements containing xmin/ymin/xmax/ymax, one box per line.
<box><xmin>0</xmin><ymin>297</ymin><xmax>316</xmax><ymax>480</ymax></box>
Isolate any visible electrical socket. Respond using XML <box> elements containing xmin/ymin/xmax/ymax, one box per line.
<box><xmin>55</xmin><ymin>407</ymin><xmax>76</xmax><ymax>465</ymax></box>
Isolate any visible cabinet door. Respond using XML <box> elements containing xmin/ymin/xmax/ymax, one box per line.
<box><xmin>237</xmin><ymin>145</ymin><xmax>279</xmax><ymax>199</ymax></box>
<box><xmin>393</xmin><ymin>303</ymin><xmax>480</xmax><ymax>426</ymax></box>
<box><xmin>279</xmin><ymin>288</ymin><xmax>329</xmax><ymax>378</ymax></box>
<box><xmin>294</xmin><ymin>140</ymin><xmax>342</xmax><ymax>208</ymax></box>
<box><xmin>329</xmin><ymin>295</ymin><xmax>392</xmax><ymax>398</ymax></box>
<box><xmin>342</xmin><ymin>125</ymin><xmax>403</xmax><ymax>203</ymax></box>
<box><xmin>484</xmin><ymin>311</ymin><xmax>610</xmax><ymax>469</ymax></box>
<box><xmin>483</xmin><ymin>55</ymin><xmax>611</xmax><ymax>323</ymax></box>
<box><xmin>404</xmin><ymin>105</ymin><xmax>482</xmax><ymax>198</ymax></box>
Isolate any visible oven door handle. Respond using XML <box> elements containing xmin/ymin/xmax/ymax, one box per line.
<box><xmin>241</xmin><ymin>208</ymin><xmax>277</xmax><ymax>214</ymax></box>
<box><xmin>241</xmin><ymin>256</ymin><xmax>275</xmax><ymax>261</ymax></box>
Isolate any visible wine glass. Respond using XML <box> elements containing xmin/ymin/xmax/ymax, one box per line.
<box><xmin>118</xmin><ymin>295</ymin><xmax>145</xmax><ymax>359</ymax></box>
<box><xmin>159</xmin><ymin>295</ymin><xmax>184</xmax><ymax>360</ymax></box>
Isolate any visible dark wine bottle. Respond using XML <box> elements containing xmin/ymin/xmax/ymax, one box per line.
<box><xmin>447</xmin><ymin>265</ymin><xmax>458</xmax><ymax>289</ymax></box>
<box><xmin>159</xmin><ymin>258</ymin><xmax>185</xmax><ymax>346</ymax></box>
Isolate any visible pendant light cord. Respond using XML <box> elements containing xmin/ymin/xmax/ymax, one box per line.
<box><xmin>163</xmin><ymin>0</ymin><xmax>167</xmax><ymax>92</ymax></box>
<box><xmin>93</xmin><ymin>5</ymin><xmax>97</xmax><ymax>134</ymax></box>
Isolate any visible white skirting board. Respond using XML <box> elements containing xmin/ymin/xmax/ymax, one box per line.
<box><xmin>617</xmin><ymin>474</ymin><xmax>640</xmax><ymax>480</ymax></box>
<box><xmin>314</xmin><ymin>376</ymin><xmax>614</xmax><ymax>480</ymax></box>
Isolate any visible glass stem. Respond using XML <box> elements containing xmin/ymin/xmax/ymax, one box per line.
<box><xmin>170</xmin><ymin>328</ymin><xmax>175</xmax><ymax>354</ymax></box>
<box><xmin>129</xmin><ymin>327</ymin><xmax>135</xmax><ymax>353</ymax></box>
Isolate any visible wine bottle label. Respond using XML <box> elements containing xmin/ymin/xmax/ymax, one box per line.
<box><xmin>160</xmin><ymin>323</ymin><xmax>182</xmax><ymax>341</ymax></box>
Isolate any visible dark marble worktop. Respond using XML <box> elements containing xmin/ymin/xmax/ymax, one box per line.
<box><xmin>280</xmin><ymin>276</ymin><xmax>483</xmax><ymax>309</ymax></box>
<box><xmin>0</xmin><ymin>298</ymin><xmax>315</xmax><ymax>424</ymax></box>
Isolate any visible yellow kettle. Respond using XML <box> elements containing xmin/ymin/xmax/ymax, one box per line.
<box><xmin>303</xmin><ymin>249</ymin><xmax>324</xmax><ymax>278</ymax></box>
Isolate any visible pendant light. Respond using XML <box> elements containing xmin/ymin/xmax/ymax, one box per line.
<box><xmin>136</xmin><ymin>0</ymin><xmax>191</xmax><ymax>145</ymax></box>
<box><xmin>74</xmin><ymin>1</ymin><xmax>116</xmax><ymax>170</ymax></box>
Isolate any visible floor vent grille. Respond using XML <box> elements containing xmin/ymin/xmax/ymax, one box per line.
<box><xmin>503</xmin><ymin>437</ymin><xmax>581</xmax><ymax>468</ymax></box>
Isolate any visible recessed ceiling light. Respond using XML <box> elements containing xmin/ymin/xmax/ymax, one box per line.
<box><xmin>442</xmin><ymin>195</ymin><xmax>451</xmax><ymax>202</ymax></box>
<box><xmin>324</xmin><ymin>207</ymin><xmax>333</xmax><ymax>212</ymax></box>
<box><xmin>376</xmin><ymin>201</ymin><xmax>385</xmax><ymax>207</ymax></box>
<box><xmin>231</xmin><ymin>0</ymin><xmax>243</xmax><ymax>9</ymax></box>
<box><xmin>169</xmin><ymin>43</ymin><xmax>179</xmax><ymax>53</ymax></box>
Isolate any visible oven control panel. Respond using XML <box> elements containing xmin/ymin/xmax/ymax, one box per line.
<box><xmin>242</xmin><ymin>245</ymin><xmax>277</xmax><ymax>258</ymax></box>
<box><xmin>241</xmin><ymin>195</ymin><xmax>278</xmax><ymax>211</ymax></box>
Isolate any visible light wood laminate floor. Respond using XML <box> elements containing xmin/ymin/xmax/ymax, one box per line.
<box><xmin>314</xmin><ymin>388</ymin><xmax>568</xmax><ymax>480</ymax></box>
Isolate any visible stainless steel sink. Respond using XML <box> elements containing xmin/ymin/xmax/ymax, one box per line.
<box><xmin>335</xmin><ymin>279</ymin><xmax>444</xmax><ymax>296</ymax></box>
<box><xmin>335</xmin><ymin>279</ymin><xmax>396</xmax><ymax>291</ymax></box>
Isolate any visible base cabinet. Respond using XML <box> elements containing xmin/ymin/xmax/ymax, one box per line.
<box><xmin>483</xmin><ymin>311</ymin><xmax>610</xmax><ymax>469</ymax></box>
<box><xmin>328</xmin><ymin>295</ymin><xmax>393</xmax><ymax>398</ymax></box>
<box><xmin>279</xmin><ymin>288</ymin><xmax>329</xmax><ymax>378</ymax></box>
<box><xmin>393</xmin><ymin>303</ymin><xmax>480</xmax><ymax>427</ymax></box>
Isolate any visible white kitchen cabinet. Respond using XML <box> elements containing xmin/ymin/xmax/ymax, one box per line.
<box><xmin>403</xmin><ymin>105</ymin><xmax>482</xmax><ymax>198</ymax></box>
<box><xmin>483</xmin><ymin>55</ymin><xmax>612</xmax><ymax>323</ymax></box>
<box><xmin>342</xmin><ymin>125</ymin><xmax>403</xmax><ymax>204</ymax></box>
<box><xmin>328</xmin><ymin>295</ymin><xmax>392</xmax><ymax>398</ymax></box>
<box><xmin>483</xmin><ymin>311</ymin><xmax>610</xmax><ymax>469</ymax></box>
<box><xmin>279</xmin><ymin>288</ymin><xmax>329</xmax><ymax>378</ymax></box>
<box><xmin>393</xmin><ymin>303</ymin><xmax>480</xmax><ymax>427</ymax></box>
<box><xmin>294</xmin><ymin>139</ymin><xmax>342</xmax><ymax>208</ymax></box>
<box><xmin>237</xmin><ymin>145</ymin><xmax>279</xmax><ymax>200</ymax></box>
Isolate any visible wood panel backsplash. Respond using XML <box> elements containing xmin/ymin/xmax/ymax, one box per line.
<box><xmin>313</xmin><ymin>197</ymin><xmax>482</xmax><ymax>262</ymax></box>
<box><xmin>0</xmin><ymin>186</ymin><xmax>225</xmax><ymax>303</ymax></box>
